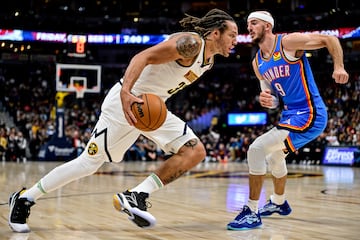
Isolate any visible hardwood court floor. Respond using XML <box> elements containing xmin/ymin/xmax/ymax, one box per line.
<box><xmin>1</xmin><ymin>160</ymin><xmax>359</xmax><ymax>240</ymax></box>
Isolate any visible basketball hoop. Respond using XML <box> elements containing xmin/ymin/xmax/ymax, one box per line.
<box><xmin>70</xmin><ymin>84</ymin><xmax>85</xmax><ymax>98</ymax></box>
<box><xmin>55</xmin><ymin>64</ymin><xmax>101</xmax><ymax>98</ymax></box>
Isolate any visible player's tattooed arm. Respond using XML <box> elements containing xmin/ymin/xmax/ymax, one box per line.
<box><xmin>176</xmin><ymin>35</ymin><xmax>201</xmax><ymax>58</ymax></box>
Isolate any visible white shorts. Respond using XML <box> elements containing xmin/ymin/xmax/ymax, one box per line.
<box><xmin>83</xmin><ymin>83</ymin><xmax>198</xmax><ymax>163</ymax></box>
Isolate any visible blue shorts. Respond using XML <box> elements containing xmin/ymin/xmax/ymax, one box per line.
<box><xmin>277</xmin><ymin>107</ymin><xmax>328</xmax><ymax>152</ymax></box>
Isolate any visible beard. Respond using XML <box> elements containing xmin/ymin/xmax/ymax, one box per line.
<box><xmin>251</xmin><ymin>26</ymin><xmax>266</xmax><ymax>44</ymax></box>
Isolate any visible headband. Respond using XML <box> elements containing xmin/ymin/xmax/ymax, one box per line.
<box><xmin>247</xmin><ymin>11</ymin><xmax>274</xmax><ymax>27</ymax></box>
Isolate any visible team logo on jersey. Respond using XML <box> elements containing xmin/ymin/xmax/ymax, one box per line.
<box><xmin>273</xmin><ymin>52</ymin><xmax>281</xmax><ymax>61</ymax></box>
<box><xmin>88</xmin><ymin>142</ymin><xmax>98</xmax><ymax>155</ymax></box>
<box><xmin>184</xmin><ymin>70</ymin><xmax>198</xmax><ymax>82</ymax></box>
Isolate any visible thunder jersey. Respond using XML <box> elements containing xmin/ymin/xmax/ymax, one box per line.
<box><xmin>131</xmin><ymin>32</ymin><xmax>214</xmax><ymax>101</ymax></box>
<box><xmin>256</xmin><ymin>34</ymin><xmax>326</xmax><ymax>111</ymax></box>
<box><xmin>255</xmin><ymin>34</ymin><xmax>327</xmax><ymax>152</ymax></box>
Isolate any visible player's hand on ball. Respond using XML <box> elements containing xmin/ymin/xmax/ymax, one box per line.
<box><xmin>120</xmin><ymin>89</ymin><xmax>144</xmax><ymax>126</ymax></box>
<box><xmin>131</xmin><ymin>93</ymin><xmax>167</xmax><ymax>131</ymax></box>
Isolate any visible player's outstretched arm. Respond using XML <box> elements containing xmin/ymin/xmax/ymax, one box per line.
<box><xmin>282</xmin><ymin>33</ymin><xmax>349</xmax><ymax>84</ymax></box>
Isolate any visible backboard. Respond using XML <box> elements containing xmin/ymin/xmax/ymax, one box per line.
<box><xmin>56</xmin><ymin>63</ymin><xmax>101</xmax><ymax>98</ymax></box>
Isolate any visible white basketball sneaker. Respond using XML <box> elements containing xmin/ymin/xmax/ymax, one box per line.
<box><xmin>8</xmin><ymin>188</ymin><xmax>35</xmax><ymax>233</ymax></box>
<box><xmin>113</xmin><ymin>190</ymin><xmax>156</xmax><ymax>228</ymax></box>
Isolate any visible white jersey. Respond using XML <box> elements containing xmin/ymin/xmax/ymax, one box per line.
<box><xmin>131</xmin><ymin>33</ymin><xmax>214</xmax><ymax>101</ymax></box>
<box><xmin>92</xmin><ymin>33</ymin><xmax>213</xmax><ymax>162</ymax></box>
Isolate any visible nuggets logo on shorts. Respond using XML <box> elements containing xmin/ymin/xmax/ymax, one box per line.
<box><xmin>87</xmin><ymin>142</ymin><xmax>98</xmax><ymax>155</ymax></box>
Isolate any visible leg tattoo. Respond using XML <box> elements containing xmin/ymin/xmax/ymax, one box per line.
<box><xmin>184</xmin><ymin>139</ymin><xmax>198</xmax><ymax>149</ymax></box>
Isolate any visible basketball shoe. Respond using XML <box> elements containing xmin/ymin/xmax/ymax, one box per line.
<box><xmin>227</xmin><ymin>205</ymin><xmax>262</xmax><ymax>230</ymax></box>
<box><xmin>259</xmin><ymin>199</ymin><xmax>292</xmax><ymax>216</ymax></box>
<box><xmin>8</xmin><ymin>188</ymin><xmax>35</xmax><ymax>233</ymax></box>
<box><xmin>113</xmin><ymin>190</ymin><xmax>156</xmax><ymax>228</ymax></box>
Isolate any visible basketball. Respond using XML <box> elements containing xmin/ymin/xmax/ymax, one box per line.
<box><xmin>131</xmin><ymin>93</ymin><xmax>167</xmax><ymax>131</ymax></box>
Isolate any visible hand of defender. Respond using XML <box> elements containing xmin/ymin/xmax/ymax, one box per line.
<box><xmin>120</xmin><ymin>90</ymin><xmax>144</xmax><ymax>126</ymax></box>
<box><xmin>259</xmin><ymin>89</ymin><xmax>274</xmax><ymax>108</ymax></box>
<box><xmin>332</xmin><ymin>68</ymin><xmax>349</xmax><ymax>84</ymax></box>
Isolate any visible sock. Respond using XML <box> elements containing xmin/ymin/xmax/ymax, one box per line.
<box><xmin>247</xmin><ymin>199</ymin><xmax>259</xmax><ymax>213</ymax></box>
<box><xmin>270</xmin><ymin>193</ymin><xmax>285</xmax><ymax>205</ymax></box>
<box><xmin>130</xmin><ymin>173</ymin><xmax>164</xmax><ymax>194</ymax></box>
<box><xmin>19</xmin><ymin>180</ymin><xmax>47</xmax><ymax>202</ymax></box>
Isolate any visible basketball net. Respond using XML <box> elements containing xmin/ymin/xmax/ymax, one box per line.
<box><xmin>70</xmin><ymin>84</ymin><xmax>85</xmax><ymax>98</ymax></box>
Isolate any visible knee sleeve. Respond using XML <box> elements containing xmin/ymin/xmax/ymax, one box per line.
<box><xmin>267</xmin><ymin>150</ymin><xmax>288</xmax><ymax>178</ymax></box>
<box><xmin>248</xmin><ymin>141</ymin><xmax>267</xmax><ymax>175</ymax></box>
<box><xmin>248</xmin><ymin>128</ymin><xmax>289</xmax><ymax>176</ymax></box>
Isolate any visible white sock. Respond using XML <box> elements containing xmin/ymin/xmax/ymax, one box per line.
<box><xmin>130</xmin><ymin>173</ymin><xmax>164</xmax><ymax>194</ymax></box>
<box><xmin>270</xmin><ymin>193</ymin><xmax>285</xmax><ymax>205</ymax></box>
<box><xmin>20</xmin><ymin>180</ymin><xmax>46</xmax><ymax>202</ymax></box>
<box><xmin>247</xmin><ymin>199</ymin><xmax>259</xmax><ymax>213</ymax></box>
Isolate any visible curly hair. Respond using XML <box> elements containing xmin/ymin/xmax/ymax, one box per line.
<box><xmin>179</xmin><ymin>8</ymin><xmax>235</xmax><ymax>38</ymax></box>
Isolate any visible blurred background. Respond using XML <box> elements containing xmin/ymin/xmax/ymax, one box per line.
<box><xmin>0</xmin><ymin>0</ymin><xmax>359</xmax><ymax>165</ymax></box>
<box><xmin>1</xmin><ymin>0</ymin><xmax>359</xmax><ymax>33</ymax></box>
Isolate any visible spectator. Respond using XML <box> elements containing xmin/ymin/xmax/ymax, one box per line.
<box><xmin>0</xmin><ymin>127</ymin><xmax>7</xmax><ymax>161</ymax></box>
<box><xmin>6</xmin><ymin>127</ymin><xmax>18</xmax><ymax>161</ymax></box>
<box><xmin>16</xmin><ymin>131</ymin><xmax>27</xmax><ymax>162</ymax></box>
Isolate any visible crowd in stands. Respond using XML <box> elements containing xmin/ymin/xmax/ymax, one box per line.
<box><xmin>0</xmin><ymin>52</ymin><xmax>359</xmax><ymax>164</ymax></box>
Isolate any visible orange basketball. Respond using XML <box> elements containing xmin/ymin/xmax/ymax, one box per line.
<box><xmin>131</xmin><ymin>93</ymin><xmax>167</xmax><ymax>131</ymax></box>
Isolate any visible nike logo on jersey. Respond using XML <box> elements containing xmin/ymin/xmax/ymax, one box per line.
<box><xmin>200</xmin><ymin>63</ymin><xmax>213</xmax><ymax>71</ymax></box>
<box><xmin>296</xmin><ymin>110</ymin><xmax>308</xmax><ymax>115</ymax></box>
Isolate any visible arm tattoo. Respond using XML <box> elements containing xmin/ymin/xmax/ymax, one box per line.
<box><xmin>184</xmin><ymin>139</ymin><xmax>198</xmax><ymax>149</ymax></box>
<box><xmin>176</xmin><ymin>35</ymin><xmax>200</xmax><ymax>58</ymax></box>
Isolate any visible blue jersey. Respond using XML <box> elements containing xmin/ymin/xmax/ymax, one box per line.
<box><xmin>255</xmin><ymin>34</ymin><xmax>328</xmax><ymax>152</ymax></box>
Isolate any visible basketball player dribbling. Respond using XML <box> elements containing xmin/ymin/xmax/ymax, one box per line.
<box><xmin>227</xmin><ymin>10</ymin><xmax>349</xmax><ymax>230</ymax></box>
<box><xmin>9</xmin><ymin>8</ymin><xmax>238</xmax><ymax>232</ymax></box>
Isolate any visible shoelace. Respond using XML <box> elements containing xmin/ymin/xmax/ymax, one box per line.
<box><xmin>125</xmin><ymin>192</ymin><xmax>152</xmax><ymax>210</ymax></box>
<box><xmin>137</xmin><ymin>193</ymin><xmax>152</xmax><ymax>210</ymax></box>
<box><xmin>145</xmin><ymin>200</ymin><xmax>152</xmax><ymax>209</ymax></box>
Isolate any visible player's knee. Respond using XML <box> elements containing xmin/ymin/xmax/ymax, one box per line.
<box><xmin>77</xmin><ymin>152</ymin><xmax>105</xmax><ymax>176</ymax></box>
<box><xmin>267</xmin><ymin>150</ymin><xmax>288</xmax><ymax>178</ymax></box>
<box><xmin>179</xmin><ymin>139</ymin><xmax>206</xmax><ymax>163</ymax></box>
<box><xmin>271</xmin><ymin>167</ymin><xmax>288</xmax><ymax>178</ymax></box>
<box><xmin>248</xmin><ymin>141</ymin><xmax>264</xmax><ymax>161</ymax></box>
<box><xmin>191</xmin><ymin>141</ymin><xmax>206</xmax><ymax>163</ymax></box>
<box><xmin>248</xmin><ymin>143</ymin><xmax>267</xmax><ymax>175</ymax></box>
<box><xmin>269</xmin><ymin>159</ymin><xmax>288</xmax><ymax>178</ymax></box>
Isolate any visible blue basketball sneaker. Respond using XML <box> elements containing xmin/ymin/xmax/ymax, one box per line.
<box><xmin>259</xmin><ymin>199</ymin><xmax>292</xmax><ymax>216</ymax></box>
<box><xmin>227</xmin><ymin>205</ymin><xmax>262</xmax><ymax>230</ymax></box>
